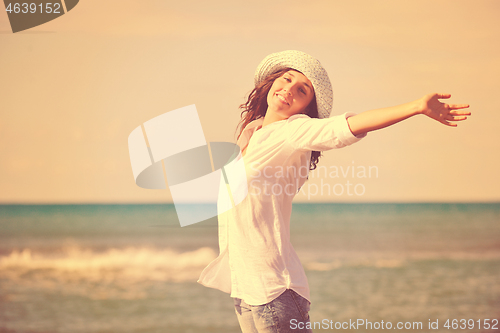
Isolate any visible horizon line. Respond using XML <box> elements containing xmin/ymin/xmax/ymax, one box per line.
<box><xmin>1</xmin><ymin>201</ymin><xmax>499</xmax><ymax>206</ymax></box>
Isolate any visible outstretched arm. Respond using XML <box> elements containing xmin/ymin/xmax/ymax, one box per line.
<box><xmin>346</xmin><ymin>93</ymin><xmax>471</xmax><ymax>136</ymax></box>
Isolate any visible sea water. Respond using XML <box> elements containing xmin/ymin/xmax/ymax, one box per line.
<box><xmin>0</xmin><ymin>203</ymin><xmax>499</xmax><ymax>333</ymax></box>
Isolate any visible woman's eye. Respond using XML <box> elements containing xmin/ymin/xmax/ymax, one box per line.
<box><xmin>283</xmin><ymin>77</ymin><xmax>291</xmax><ymax>82</ymax></box>
<box><xmin>300</xmin><ymin>88</ymin><xmax>305</xmax><ymax>94</ymax></box>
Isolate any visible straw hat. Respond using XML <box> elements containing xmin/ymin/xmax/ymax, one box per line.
<box><xmin>254</xmin><ymin>50</ymin><xmax>333</xmax><ymax>119</ymax></box>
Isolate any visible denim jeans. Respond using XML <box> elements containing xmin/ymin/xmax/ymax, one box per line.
<box><xmin>234</xmin><ymin>289</ymin><xmax>313</xmax><ymax>333</ymax></box>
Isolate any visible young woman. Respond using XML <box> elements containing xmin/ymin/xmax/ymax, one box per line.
<box><xmin>197</xmin><ymin>50</ymin><xmax>471</xmax><ymax>333</ymax></box>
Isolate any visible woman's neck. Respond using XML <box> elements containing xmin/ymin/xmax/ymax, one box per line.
<box><xmin>261</xmin><ymin>108</ymin><xmax>286</xmax><ymax>128</ymax></box>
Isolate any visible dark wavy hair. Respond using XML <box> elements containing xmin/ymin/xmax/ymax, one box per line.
<box><xmin>235</xmin><ymin>68</ymin><xmax>322</xmax><ymax>171</ymax></box>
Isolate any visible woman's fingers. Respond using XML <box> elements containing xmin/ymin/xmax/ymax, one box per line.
<box><xmin>446</xmin><ymin>115</ymin><xmax>468</xmax><ymax>121</ymax></box>
<box><xmin>423</xmin><ymin>93</ymin><xmax>471</xmax><ymax>127</ymax></box>
<box><xmin>442</xmin><ymin>120</ymin><xmax>458</xmax><ymax>127</ymax></box>
<box><xmin>449</xmin><ymin>103</ymin><xmax>470</xmax><ymax>110</ymax></box>
<box><xmin>449</xmin><ymin>109</ymin><xmax>472</xmax><ymax>115</ymax></box>
<box><xmin>443</xmin><ymin>103</ymin><xmax>470</xmax><ymax>111</ymax></box>
<box><xmin>436</xmin><ymin>93</ymin><xmax>452</xmax><ymax>99</ymax></box>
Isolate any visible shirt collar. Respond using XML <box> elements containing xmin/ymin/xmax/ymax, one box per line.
<box><xmin>237</xmin><ymin>114</ymin><xmax>310</xmax><ymax>148</ymax></box>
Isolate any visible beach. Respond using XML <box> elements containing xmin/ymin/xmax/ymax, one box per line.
<box><xmin>1</xmin><ymin>203</ymin><xmax>499</xmax><ymax>332</ymax></box>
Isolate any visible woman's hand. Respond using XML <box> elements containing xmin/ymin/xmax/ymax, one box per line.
<box><xmin>418</xmin><ymin>93</ymin><xmax>471</xmax><ymax>127</ymax></box>
<box><xmin>346</xmin><ymin>93</ymin><xmax>471</xmax><ymax>136</ymax></box>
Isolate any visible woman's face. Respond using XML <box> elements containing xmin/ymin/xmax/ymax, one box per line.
<box><xmin>266</xmin><ymin>70</ymin><xmax>315</xmax><ymax>119</ymax></box>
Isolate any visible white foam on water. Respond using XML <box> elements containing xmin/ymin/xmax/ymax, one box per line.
<box><xmin>0</xmin><ymin>246</ymin><xmax>218</xmax><ymax>300</ymax></box>
<box><xmin>302</xmin><ymin>251</ymin><xmax>500</xmax><ymax>271</ymax></box>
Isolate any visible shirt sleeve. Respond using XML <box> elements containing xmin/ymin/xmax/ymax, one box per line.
<box><xmin>286</xmin><ymin>112</ymin><xmax>367</xmax><ymax>151</ymax></box>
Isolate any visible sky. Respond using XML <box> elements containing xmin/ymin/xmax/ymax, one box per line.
<box><xmin>0</xmin><ymin>0</ymin><xmax>499</xmax><ymax>203</ymax></box>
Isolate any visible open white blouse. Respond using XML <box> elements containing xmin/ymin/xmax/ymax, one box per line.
<box><xmin>197</xmin><ymin>112</ymin><xmax>367</xmax><ymax>305</ymax></box>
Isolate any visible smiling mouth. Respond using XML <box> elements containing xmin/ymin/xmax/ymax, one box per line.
<box><xmin>276</xmin><ymin>94</ymin><xmax>289</xmax><ymax>105</ymax></box>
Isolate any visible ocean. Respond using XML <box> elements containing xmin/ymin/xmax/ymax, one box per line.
<box><xmin>0</xmin><ymin>203</ymin><xmax>499</xmax><ymax>333</ymax></box>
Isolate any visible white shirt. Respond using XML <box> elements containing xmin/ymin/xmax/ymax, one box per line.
<box><xmin>197</xmin><ymin>112</ymin><xmax>367</xmax><ymax>305</ymax></box>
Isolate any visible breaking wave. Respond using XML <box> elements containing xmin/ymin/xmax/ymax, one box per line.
<box><xmin>0</xmin><ymin>246</ymin><xmax>218</xmax><ymax>299</ymax></box>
